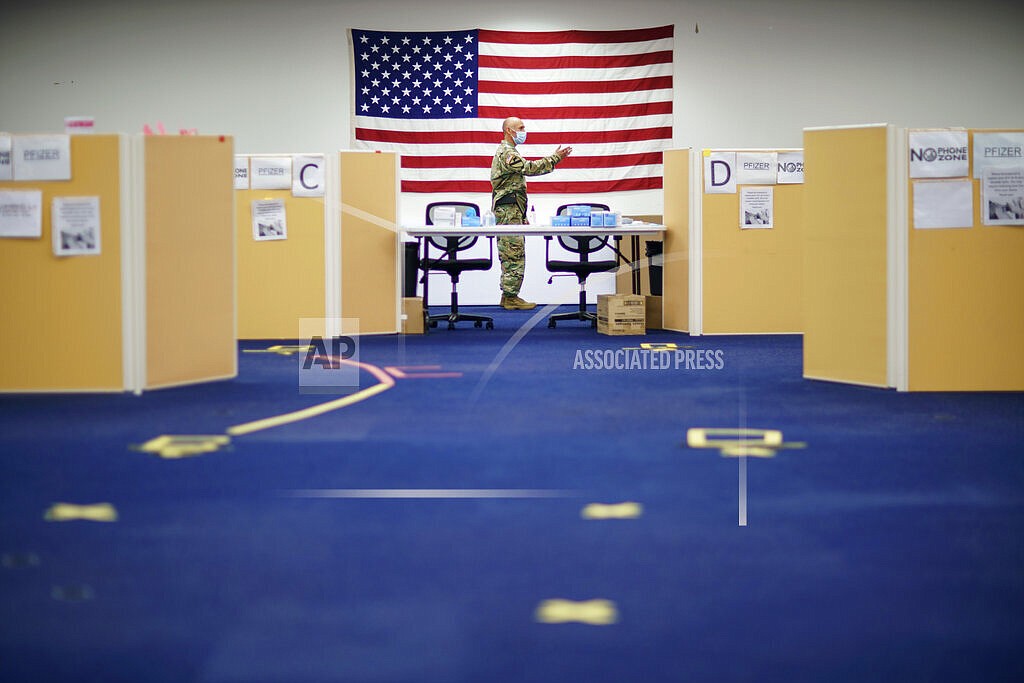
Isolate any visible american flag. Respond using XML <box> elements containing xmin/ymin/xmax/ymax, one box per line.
<box><xmin>350</xmin><ymin>25</ymin><xmax>674</xmax><ymax>195</ymax></box>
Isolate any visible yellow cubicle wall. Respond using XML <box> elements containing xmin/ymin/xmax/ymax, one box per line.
<box><xmin>235</xmin><ymin>185</ymin><xmax>326</xmax><ymax>339</ymax></box>
<box><xmin>339</xmin><ymin>151</ymin><xmax>399</xmax><ymax>335</ymax></box>
<box><xmin>662</xmin><ymin>148</ymin><xmax>690</xmax><ymax>332</ymax></box>
<box><xmin>700</xmin><ymin>151</ymin><xmax>803</xmax><ymax>334</ymax></box>
<box><xmin>0</xmin><ymin>135</ymin><xmax>124</xmax><ymax>391</ymax></box>
<box><xmin>144</xmin><ymin>135</ymin><xmax>237</xmax><ymax>389</ymax></box>
<box><xmin>1</xmin><ymin>134</ymin><xmax>236</xmax><ymax>393</ymax></box>
<box><xmin>906</xmin><ymin>129</ymin><xmax>1024</xmax><ymax>391</ymax></box>
<box><xmin>802</xmin><ymin>125</ymin><xmax>890</xmax><ymax>387</ymax></box>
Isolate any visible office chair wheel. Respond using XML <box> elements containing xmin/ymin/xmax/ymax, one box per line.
<box><xmin>486</xmin><ymin>321</ymin><xmax>494</xmax><ymax>330</ymax></box>
<box><xmin>447</xmin><ymin>322</ymin><xmax>456</xmax><ymax>330</ymax></box>
<box><xmin>429</xmin><ymin>320</ymin><xmax>438</xmax><ymax>328</ymax></box>
<box><xmin>548</xmin><ymin>320</ymin><xmax>556</xmax><ymax>328</ymax></box>
<box><xmin>474</xmin><ymin>320</ymin><xmax>482</xmax><ymax>328</ymax></box>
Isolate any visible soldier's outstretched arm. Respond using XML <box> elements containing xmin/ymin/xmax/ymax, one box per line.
<box><xmin>520</xmin><ymin>146</ymin><xmax>573</xmax><ymax>176</ymax></box>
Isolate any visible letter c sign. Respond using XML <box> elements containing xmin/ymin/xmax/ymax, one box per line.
<box><xmin>291</xmin><ymin>155</ymin><xmax>325</xmax><ymax>197</ymax></box>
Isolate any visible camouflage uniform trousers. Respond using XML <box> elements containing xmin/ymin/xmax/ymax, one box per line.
<box><xmin>494</xmin><ymin>203</ymin><xmax>527</xmax><ymax>297</ymax></box>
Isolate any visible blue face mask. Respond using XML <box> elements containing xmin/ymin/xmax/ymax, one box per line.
<box><xmin>513</xmin><ymin>130</ymin><xmax>527</xmax><ymax>145</ymax></box>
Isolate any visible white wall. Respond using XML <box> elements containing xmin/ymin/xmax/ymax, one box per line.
<box><xmin>4</xmin><ymin>0</ymin><xmax>1022</xmax><ymax>304</ymax></box>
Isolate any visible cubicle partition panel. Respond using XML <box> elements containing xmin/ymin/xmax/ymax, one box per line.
<box><xmin>661</xmin><ymin>148</ymin><xmax>690</xmax><ymax>332</ymax></box>
<box><xmin>235</xmin><ymin>177</ymin><xmax>326</xmax><ymax>340</ymax></box>
<box><xmin>803</xmin><ymin>124</ymin><xmax>1024</xmax><ymax>391</ymax></box>
<box><xmin>143</xmin><ymin>136</ymin><xmax>236</xmax><ymax>389</ymax></box>
<box><xmin>0</xmin><ymin>134</ymin><xmax>125</xmax><ymax>392</ymax></box>
<box><xmin>0</xmin><ymin>134</ymin><xmax>236</xmax><ymax>393</ymax></box>
<box><xmin>906</xmin><ymin>128</ymin><xmax>1024</xmax><ymax>391</ymax></box>
<box><xmin>338</xmin><ymin>151</ymin><xmax>400</xmax><ymax>335</ymax></box>
<box><xmin>802</xmin><ymin>125</ymin><xmax>892</xmax><ymax>387</ymax></box>
<box><xmin>699</xmin><ymin>148</ymin><xmax>804</xmax><ymax>335</ymax></box>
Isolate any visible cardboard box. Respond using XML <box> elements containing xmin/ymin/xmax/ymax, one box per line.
<box><xmin>401</xmin><ymin>297</ymin><xmax>424</xmax><ymax>334</ymax></box>
<box><xmin>597</xmin><ymin>294</ymin><xmax>646</xmax><ymax>335</ymax></box>
<box><xmin>645</xmin><ymin>295</ymin><xmax>663</xmax><ymax>330</ymax></box>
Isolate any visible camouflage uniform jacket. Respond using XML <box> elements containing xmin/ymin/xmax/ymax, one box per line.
<box><xmin>490</xmin><ymin>140</ymin><xmax>562</xmax><ymax>214</ymax></box>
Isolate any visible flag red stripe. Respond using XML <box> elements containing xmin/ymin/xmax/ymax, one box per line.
<box><xmin>402</xmin><ymin>177</ymin><xmax>663</xmax><ymax>194</ymax></box>
<box><xmin>401</xmin><ymin>151</ymin><xmax>664</xmax><ymax>169</ymax></box>
<box><xmin>478</xmin><ymin>50</ymin><xmax>672</xmax><ymax>71</ymax></box>
<box><xmin>478</xmin><ymin>101</ymin><xmax>671</xmax><ymax>121</ymax></box>
<box><xmin>356</xmin><ymin>127</ymin><xmax>673</xmax><ymax>145</ymax></box>
<box><xmin>479</xmin><ymin>26</ymin><xmax>674</xmax><ymax>45</ymax></box>
<box><xmin>478</xmin><ymin>75</ymin><xmax>672</xmax><ymax>95</ymax></box>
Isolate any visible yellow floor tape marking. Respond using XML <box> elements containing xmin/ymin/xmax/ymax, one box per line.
<box><xmin>687</xmin><ymin>427</ymin><xmax>783</xmax><ymax>448</ymax></box>
<box><xmin>581</xmin><ymin>502</ymin><xmax>643</xmax><ymax>520</ymax></box>
<box><xmin>535</xmin><ymin>599</ymin><xmax>619</xmax><ymax>625</ymax></box>
<box><xmin>226</xmin><ymin>358</ymin><xmax>395</xmax><ymax>437</ymax></box>
<box><xmin>135</xmin><ymin>434</ymin><xmax>231</xmax><ymax>459</ymax></box>
<box><xmin>718</xmin><ymin>444</ymin><xmax>778</xmax><ymax>458</ymax></box>
<box><xmin>241</xmin><ymin>345</ymin><xmax>308</xmax><ymax>356</ymax></box>
<box><xmin>384</xmin><ymin>365</ymin><xmax>463</xmax><ymax>379</ymax></box>
<box><xmin>136</xmin><ymin>352</ymin><xmax>398</xmax><ymax>455</ymax></box>
<box><xmin>686</xmin><ymin>427</ymin><xmax>805</xmax><ymax>459</ymax></box>
<box><xmin>622</xmin><ymin>342</ymin><xmax>696</xmax><ymax>351</ymax></box>
<box><xmin>45</xmin><ymin>503</ymin><xmax>118</xmax><ymax>523</ymax></box>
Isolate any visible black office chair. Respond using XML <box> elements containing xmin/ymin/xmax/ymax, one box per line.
<box><xmin>545</xmin><ymin>203</ymin><xmax>619</xmax><ymax>328</ymax></box>
<box><xmin>421</xmin><ymin>201</ymin><xmax>494</xmax><ymax>331</ymax></box>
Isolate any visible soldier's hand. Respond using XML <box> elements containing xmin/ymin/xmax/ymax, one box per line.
<box><xmin>555</xmin><ymin>145</ymin><xmax>573</xmax><ymax>160</ymax></box>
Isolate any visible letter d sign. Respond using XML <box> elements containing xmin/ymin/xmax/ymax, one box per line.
<box><xmin>704</xmin><ymin>152</ymin><xmax>737</xmax><ymax>194</ymax></box>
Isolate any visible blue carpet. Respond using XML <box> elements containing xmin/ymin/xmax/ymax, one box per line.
<box><xmin>2</xmin><ymin>306</ymin><xmax>1023</xmax><ymax>683</ymax></box>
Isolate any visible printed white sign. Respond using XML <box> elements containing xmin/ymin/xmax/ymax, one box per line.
<box><xmin>252</xmin><ymin>199</ymin><xmax>288</xmax><ymax>240</ymax></box>
<box><xmin>0</xmin><ymin>134</ymin><xmax>12</xmax><ymax>181</ymax></box>
<box><xmin>704</xmin><ymin>151</ymin><xmax>736</xmax><ymax>194</ymax></box>
<box><xmin>908</xmin><ymin>130</ymin><xmax>969</xmax><ymax>179</ymax></box>
<box><xmin>740</xmin><ymin>186</ymin><xmax>773</xmax><ymax>229</ymax></box>
<box><xmin>0</xmin><ymin>189</ymin><xmax>43</xmax><ymax>238</ymax></box>
<box><xmin>982</xmin><ymin>166</ymin><xmax>1024</xmax><ymax>226</ymax></box>
<box><xmin>250</xmin><ymin>156</ymin><xmax>292</xmax><ymax>190</ymax></box>
<box><xmin>973</xmin><ymin>132</ymin><xmax>1024</xmax><ymax>179</ymax></box>
<box><xmin>912</xmin><ymin>180</ymin><xmax>973</xmax><ymax>229</ymax></box>
<box><xmin>13</xmin><ymin>135</ymin><xmax>72</xmax><ymax>181</ymax></box>
<box><xmin>53</xmin><ymin>196</ymin><xmax>101</xmax><ymax>255</ymax></box>
<box><xmin>735</xmin><ymin>152</ymin><xmax>777</xmax><ymax>185</ymax></box>
<box><xmin>776</xmin><ymin>151</ymin><xmax>804</xmax><ymax>184</ymax></box>
<box><xmin>234</xmin><ymin>156</ymin><xmax>250</xmax><ymax>190</ymax></box>
<box><xmin>292</xmin><ymin>154</ymin><xmax>325</xmax><ymax>197</ymax></box>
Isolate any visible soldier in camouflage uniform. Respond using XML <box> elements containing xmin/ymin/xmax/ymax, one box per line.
<box><xmin>490</xmin><ymin>116</ymin><xmax>573</xmax><ymax>310</ymax></box>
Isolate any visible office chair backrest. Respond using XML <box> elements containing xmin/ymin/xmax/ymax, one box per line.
<box><xmin>425</xmin><ymin>201</ymin><xmax>481</xmax><ymax>252</ymax></box>
<box><xmin>555</xmin><ymin>202</ymin><xmax>612</xmax><ymax>253</ymax></box>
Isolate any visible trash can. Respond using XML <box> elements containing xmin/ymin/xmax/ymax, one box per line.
<box><xmin>403</xmin><ymin>241</ymin><xmax>420</xmax><ymax>297</ymax></box>
<box><xmin>645</xmin><ymin>240</ymin><xmax>663</xmax><ymax>296</ymax></box>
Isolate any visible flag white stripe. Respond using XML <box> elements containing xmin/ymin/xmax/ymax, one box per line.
<box><xmin>400</xmin><ymin>164</ymin><xmax>663</xmax><ymax>183</ymax></box>
<box><xmin>478</xmin><ymin>89</ymin><xmax>672</xmax><ymax>108</ymax></box>
<box><xmin>353</xmin><ymin>140</ymin><xmax>670</xmax><ymax>158</ymax></box>
<box><xmin>354</xmin><ymin>114</ymin><xmax>673</xmax><ymax>133</ymax></box>
<box><xmin>479</xmin><ymin>37</ymin><xmax>674</xmax><ymax>58</ymax></box>
<box><xmin>479</xmin><ymin>63</ymin><xmax>672</xmax><ymax>83</ymax></box>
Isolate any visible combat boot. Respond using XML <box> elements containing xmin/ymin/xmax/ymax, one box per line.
<box><xmin>500</xmin><ymin>295</ymin><xmax>538</xmax><ymax>310</ymax></box>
